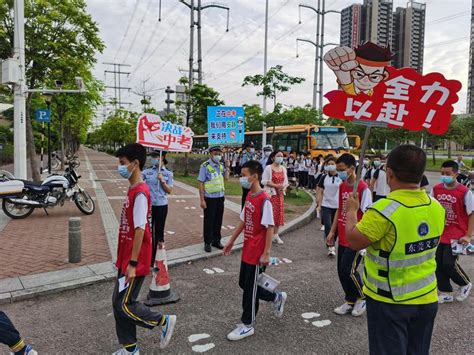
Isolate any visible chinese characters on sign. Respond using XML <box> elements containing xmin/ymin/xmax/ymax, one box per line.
<box><xmin>207</xmin><ymin>106</ymin><xmax>245</xmax><ymax>146</ymax></box>
<box><xmin>323</xmin><ymin>43</ymin><xmax>462</xmax><ymax>135</ymax></box>
<box><xmin>136</xmin><ymin>113</ymin><xmax>194</xmax><ymax>152</ymax></box>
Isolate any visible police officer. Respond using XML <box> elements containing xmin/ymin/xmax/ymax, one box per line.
<box><xmin>198</xmin><ymin>146</ymin><xmax>225</xmax><ymax>253</ymax></box>
<box><xmin>142</xmin><ymin>149</ymin><xmax>173</xmax><ymax>266</ymax></box>
<box><xmin>260</xmin><ymin>144</ymin><xmax>273</xmax><ymax>167</ymax></box>
<box><xmin>345</xmin><ymin>145</ymin><xmax>445</xmax><ymax>355</ymax></box>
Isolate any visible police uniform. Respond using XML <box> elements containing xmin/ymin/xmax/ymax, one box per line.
<box><xmin>142</xmin><ymin>161</ymin><xmax>174</xmax><ymax>266</ymax></box>
<box><xmin>198</xmin><ymin>147</ymin><xmax>225</xmax><ymax>248</ymax></box>
<box><xmin>356</xmin><ymin>189</ymin><xmax>445</xmax><ymax>354</ymax></box>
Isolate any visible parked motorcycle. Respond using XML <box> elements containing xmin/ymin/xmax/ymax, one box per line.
<box><xmin>0</xmin><ymin>160</ymin><xmax>95</xmax><ymax>219</ymax></box>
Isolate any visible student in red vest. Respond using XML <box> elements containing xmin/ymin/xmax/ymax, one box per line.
<box><xmin>327</xmin><ymin>153</ymin><xmax>372</xmax><ymax>317</ymax></box>
<box><xmin>223</xmin><ymin>160</ymin><xmax>287</xmax><ymax>341</ymax></box>
<box><xmin>113</xmin><ymin>143</ymin><xmax>176</xmax><ymax>354</ymax></box>
<box><xmin>431</xmin><ymin>160</ymin><xmax>473</xmax><ymax>304</ymax></box>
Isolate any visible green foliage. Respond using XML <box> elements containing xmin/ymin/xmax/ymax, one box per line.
<box><xmin>189</xmin><ymin>84</ymin><xmax>224</xmax><ymax>135</ymax></box>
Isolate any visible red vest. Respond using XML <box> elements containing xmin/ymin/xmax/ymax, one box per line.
<box><xmin>338</xmin><ymin>180</ymin><xmax>367</xmax><ymax>247</ymax></box>
<box><xmin>242</xmin><ymin>191</ymin><xmax>271</xmax><ymax>265</ymax></box>
<box><xmin>116</xmin><ymin>182</ymin><xmax>152</xmax><ymax>277</ymax></box>
<box><xmin>432</xmin><ymin>183</ymin><xmax>469</xmax><ymax>244</ymax></box>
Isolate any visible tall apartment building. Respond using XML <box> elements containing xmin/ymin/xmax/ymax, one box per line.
<box><xmin>392</xmin><ymin>2</ymin><xmax>426</xmax><ymax>73</ymax></box>
<box><xmin>340</xmin><ymin>0</ymin><xmax>426</xmax><ymax>73</ymax></box>
<box><xmin>467</xmin><ymin>0</ymin><xmax>474</xmax><ymax>113</ymax></box>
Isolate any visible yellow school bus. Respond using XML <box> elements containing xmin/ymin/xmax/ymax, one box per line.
<box><xmin>194</xmin><ymin>124</ymin><xmax>361</xmax><ymax>157</ymax></box>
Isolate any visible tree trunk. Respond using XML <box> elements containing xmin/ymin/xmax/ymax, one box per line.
<box><xmin>431</xmin><ymin>139</ymin><xmax>436</xmax><ymax>166</ymax></box>
<box><xmin>26</xmin><ymin>95</ymin><xmax>41</xmax><ymax>181</ymax></box>
<box><xmin>447</xmin><ymin>139</ymin><xmax>452</xmax><ymax>159</ymax></box>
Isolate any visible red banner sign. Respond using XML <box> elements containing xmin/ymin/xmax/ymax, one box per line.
<box><xmin>323</xmin><ymin>66</ymin><xmax>462</xmax><ymax>135</ymax></box>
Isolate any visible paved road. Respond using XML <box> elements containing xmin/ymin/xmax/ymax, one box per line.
<box><xmin>2</xmin><ymin>218</ymin><xmax>473</xmax><ymax>354</ymax></box>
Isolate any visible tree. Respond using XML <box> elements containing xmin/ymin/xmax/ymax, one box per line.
<box><xmin>242</xmin><ymin>65</ymin><xmax>305</xmax><ymax>143</ymax></box>
<box><xmin>243</xmin><ymin>104</ymin><xmax>263</xmax><ymax>131</ymax></box>
<box><xmin>0</xmin><ymin>0</ymin><xmax>105</xmax><ymax>180</ymax></box>
<box><xmin>189</xmin><ymin>84</ymin><xmax>224</xmax><ymax>135</ymax></box>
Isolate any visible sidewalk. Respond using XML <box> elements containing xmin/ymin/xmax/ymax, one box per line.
<box><xmin>0</xmin><ymin>147</ymin><xmax>316</xmax><ymax>304</ymax></box>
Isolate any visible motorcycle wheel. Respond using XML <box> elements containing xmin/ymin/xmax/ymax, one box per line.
<box><xmin>74</xmin><ymin>190</ymin><xmax>95</xmax><ymax>215</ymax></box>
<box><xmin>1</xmin><ymin>198</ymin><xmax>34</xmax><ymax>219</ymax></box>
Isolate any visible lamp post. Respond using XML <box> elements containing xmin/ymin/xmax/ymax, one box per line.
<box><xmin>43</xmin><ymin>93</ymin><xmax>53</xmax><ymax>174</ymax></box>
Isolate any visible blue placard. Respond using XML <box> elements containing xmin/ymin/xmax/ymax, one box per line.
<box><xmin>35</xmin><ymin>109</ymin><xmax>51</xmax><ymax>123</ymax></box>
<box><xmin>207</xmin><ymin>106</ymin><xmax>245</xmax><ymax>146</ymax></box>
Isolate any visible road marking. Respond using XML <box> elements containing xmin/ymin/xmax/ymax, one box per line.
<box><xmin>167</xmin><ymin>231</ymin><xmax>176</xmax><ymax>235</ymax></box>
<box><xmin>188</xmin><ymin>333</ymin><xmax>211</xmax><ymax>343</ymax></box>
<box><xmin>190</xmin><ymin>206</ymin><xmax>196</xmax><ymax>209</ymax></box>
<box><xmin>192</xmin><ymin>343</ymin><xmax>215</xmax><ymax>353</ymax></box>
<box><xmin>185</xmin><ymin>207</ymin><xmax>190</xmax><ymax>210</ymax></box>
<box><xmin>203</xmin><ymin>269</ymin><xmax>215</xmax><ymax>274</ymax></box>
<box><xmin>212</xmin><ymin>267</ymin><xmax>224</xmax><ymax>273</ymax></box>
<box><xmin>282</xmin><ymin>258</ymin><xmax>293</xmax><ymax>264</ymax></box>
<box><xmin>302</xmin><ymin>312</ymin><xmax>320</xmax><ymax>319</ymax></box>
<box><xmin>312</xmin><ymin>320</ymin><xmax>331</xmax><ymax>328</ymax></box>
<box><xmin>221</xmin><ymin>226</ymin><xmax>228</xmax><ymax>230</ymax></box>
<box><xmin>227</xmin><ymin>225</ymin><xmax>235</xmax><ymax>229</ymax></box>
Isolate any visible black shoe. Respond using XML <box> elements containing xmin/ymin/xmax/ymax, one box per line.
<box><xmin>204</xmin><ymin>243</ymin><xmax>212</xmax><ymax>253</ymax></box>
<box><xmin>212</xmin><ymin>241</ymin><xmax>224</xmax><ymax>249</ymax></box>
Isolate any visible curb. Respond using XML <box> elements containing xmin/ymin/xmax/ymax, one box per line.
<box><xmin>0</xmin><ymin>188</ymin><xmax>316</xmax><ymax>304</ymax></box>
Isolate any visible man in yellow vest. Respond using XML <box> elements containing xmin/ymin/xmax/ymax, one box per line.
<box><xmin>198</xmin><ymin>146</ymin><xmax>226</xmax><ymax>253</ymax></box>
<box><xmin>345</xmin><ymin>145</ymin><xmax>445</xmax><ymax>355</ymax></box>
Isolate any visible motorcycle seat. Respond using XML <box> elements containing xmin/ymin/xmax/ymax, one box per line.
<box><xmin>20</xmin><ymin>180</ymin><xmax>50</xmax><ymax>192</ymax></box>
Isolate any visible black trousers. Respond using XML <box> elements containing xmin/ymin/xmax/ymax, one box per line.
<box><xmin>366</xmin><ymin>297</ymin><xmax>438</xmax><ymax>355</ymax></box>
<box><xmin>321</xmin><ymin>206</ymin><xmax>337</xmax><ymax>241</ymax></box>
<box><xmin>241</xmin><ymin>187</ymin><xmax>250</xmax><ymax>209</ymax></box>
<box><xmin>436</xmin><ymin>243</ymin><xmax>470</xmax><ymax>292</ymax></box>
<box><xmin>151</xmin><ymin>205</ymin><xmax>168</xmax><ymax>267</ymax></box>
<box><xmin>203</xmin><ymin>197</ymin><xmax>224</xmax><ymax>245</ymax></box>
<box><xmin>0</xmin><ymin>311</ymin><xmax>25</xmax><ymax>353</ymax></box>
<box><xmin>239</xmin><ymin>261</ymin><xmax>277</xmax><ymax>326</ymax></box>
<box><xmin>337</xmin><ymin>245</ymin><xmax>364</xmax><ymax>303</ymax></box>
<box><xmin>308</xmin><ymin>175</ymin><xmax>316</xmax><ymax>189</ymax></box>
<box><xmin>299</xmin><ymin>171</ymin><xmax>308</xmax><ymax>187</ymax></box>
<box><xmin>112</xmin><ymin>273</ymin><xmax>165</xmax><ymax>346</ymax></box>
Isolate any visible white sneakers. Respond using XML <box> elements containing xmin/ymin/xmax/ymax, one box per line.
<box><xmin>272</xmin><ymin>234</ymin><xmax>284</xmax><ymax>244</ymax></box>
<box><xmin>456</xmin><ymin>282</ymin><xmax>472</xmax><ymax>302</ymax></box>
<box><xmin>438</xmin><ymin>283</ymin><xmax>472</xmax><ymax>304</ymax></box>
<box><xmin>112</xmin><ymin>347</ymin><xmax>139</xmax><ymax>355</ymax></box>
<box><xmin>227</xmin><ymin>323</ymin><xmax>255</xmax><ymax>341</ymax></box>
<box><xmin>334</xmin><ymin>300</ymin><xmax>366</xmax><ymax>316</ymax></box>
<box><xmin>327</xmin><ymin>246</ymin><xmax>336</xmax><ymax>257</ymax></box>
<box><xmin>438</xmin><ymin>293</ymin><xmax>454</xmax><ymax>304</ymax></box>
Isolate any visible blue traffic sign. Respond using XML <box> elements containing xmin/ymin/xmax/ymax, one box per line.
<box><xmin>207</xmin><ymin>106</ymin><xmax>245</xmax><ymax>146</ymax></box>
<box><xmin>35</xmin><ymin>109</ymin><xmax>51</xmax><ymax>123</ymax></box>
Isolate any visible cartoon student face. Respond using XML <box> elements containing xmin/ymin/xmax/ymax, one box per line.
<box><xmin>324</xmin><ymin>42</ymin><xmax>392</xmax><ymax>96</ymax></box>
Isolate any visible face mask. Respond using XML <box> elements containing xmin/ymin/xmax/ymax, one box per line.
<box><xmin>337</xmin><ymin>171</ymin><xmax>348</xmax><ymax>181</ymax></box>
<box><xmin>250</xmin><ymin>148</ymin><xmax>255</xmax><ymax>154</ymax></box>
<box><xmin>118</xmin><ymin>164</ymin><xmax>132</xmax><ymax>179</ymax></box>
<box><xmin>213</xmin><ymin>155</ymin><xmax>222</xmax><ymax>162</ymax></box>
<box><xmin>325</xmin><ymin>165</ymin><xmax>336</xmax><ymax>172</ymax></box>
<box><xmin>239</xmin><ymin>176</ymin><xmax>252</xmax><ymax>189</ymax></box>
<box><xmin>275</xmin><ymin>157</ymin><xmax>284</xmax><ymax>165</ymax></box>
<box><xmin>374</xmin><ymin>161</ymin><xmax>381</xmax><ymax>167</ymax></box>
<box><xmin>440</xmin><ymin>175</ymin><xmax>454</xmax><ymax>184</ymax></box>
<box><xmin>264</xmin><ymin>151</ymin><xmax>271</xmax><ymax>157</ymax></box>
<box><xmin>150</xmin><ymin>158</ymin><xmax>159</xmax><ymax>166</ymax></box>
<box><xmin>363</xmin><ymin>160</ymin><xmax>369</xmax><ymax>166</ymax></box>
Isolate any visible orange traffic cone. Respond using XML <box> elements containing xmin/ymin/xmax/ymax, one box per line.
<box><xmin>145</xmin><ymin>243</ymin><xmax>180</xmax><ymax>306</ymax></box>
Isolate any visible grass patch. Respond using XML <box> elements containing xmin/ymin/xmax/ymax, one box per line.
<box><xmin>175</xmin><ymin>174</ymin><xmax>242</xmax><ymax>196</ymax></box>
<box><xmin>285</xmin><ymin>190</ymin><xmax>313</xmax><ymax>206</ymax></box>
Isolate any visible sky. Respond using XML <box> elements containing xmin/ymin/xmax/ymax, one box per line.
<box><xmin>86</xmin><ymin>0</ymin><xmax>473</xmax><ymax>125</ymax></box>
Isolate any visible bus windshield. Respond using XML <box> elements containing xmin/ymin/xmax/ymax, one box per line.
<box><xmin>311</xmin><ymin>128</ymin><xmax>350</xmax><ymax>150</ymax></box>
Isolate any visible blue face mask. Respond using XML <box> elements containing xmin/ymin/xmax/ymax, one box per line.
<box><xmin>150</xmin><ymin>158</ymin><xmax>159</xmax><ymax>166</ymax></box>
<box><xmin>239</xmin><ymin>176</ymin><xmax>252</xmax><ymax>189</ymax></box>
<box><xmin>374</xmin><ymin>161</ymin><xmax>381</xmax><ymax>167</ymax></box>
<box><xmin>440</xmin><ymin>175</ymin><xmax>454</xmax><ymax>185</ymax></box>
<box><xmin>337</xmin><ymin>171</ymin><xmax>348</xmax><ymax>181</ymax></box>
<box><xmin>118</xmin><ymin>164</ymin><xmax>132</xmax><ymax>179</ymax></box>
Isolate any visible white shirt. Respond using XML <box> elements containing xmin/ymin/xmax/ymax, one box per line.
<box><xmin>262</xmin><ymin>165</ymin><xmax>289</xmax><ymax>195</ymax></box>
<box><xmin>359</xmin><ymin>188</ymin><xmax>373</xmax><ymax>212</ymax></box>
<box><xmin>240</xmin><ymin>199</ymin><xmax>275</xmax><ymax>228</ymax></box>
<box><xmin>133</xmin><ymin>193</ymin><xmax>148</xmax><ymax>230</ymax></box>
<box><xmin>373</xmin><ymin>168</ymin><xmax>391</xmax><ymax>196</ymax></box>
<box><xmin>430</xmin><ymin>187</ymin><xmax>474</xmax><ymax>215</ymax></box>
<box><xmin>319</xmin><ymin>173</ymin><xmax>342</xmax><ymax>209</ymax></box>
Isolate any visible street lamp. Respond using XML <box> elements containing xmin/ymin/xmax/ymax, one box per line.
<box><xmin>42</xmin><ymin>93</ymin><xmax>53</xmax><ymax>174</ymax></box>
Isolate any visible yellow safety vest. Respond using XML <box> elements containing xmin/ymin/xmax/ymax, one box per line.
<box><xmin>364</xmin><ymin>197</ymin><xmax>445</xmax><ymax>303</ymax></box>
<box><xmin>202</xmin><ymin>161</ymin><xmax>225</xmax><ymax>194</ymax></box>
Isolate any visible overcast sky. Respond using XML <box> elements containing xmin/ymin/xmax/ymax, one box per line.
<box><xmin>86</xmin><ymin>0</ymin><xmax>472</xmax><ymax>124</ymax></box>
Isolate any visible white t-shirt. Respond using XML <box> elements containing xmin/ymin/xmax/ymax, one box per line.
<box><xmin>429</xmin><ymin>187</ymin><xmax>474</xmax><ymax>215</ymax></box>
<box><xmin>373</xmin><ymin>168</ymin><xmax>391</xmax><ymax>196</ymax></box>
<box><xmin>359</xmin><ymin>188</ymin><xmax>373</xmax><ymax>212</ymax></box>
<box><xmin>240</xmin><ymin>199</ymin><xmax>275</xmax><ymax>228</ymax></box>
<box><xmin>133</xmin><ymin>193</ymin><xmax>148</xmax><ymax>230</ymax></box>
<box><xmin>318</xmin><ymin>173</ymin><xmax>342</xmax><ymax>209</ymax></box>
<box><xmin>298</xmin><ymin>161</ymin><xmax>306</xmax><ymax>172</ymax></box>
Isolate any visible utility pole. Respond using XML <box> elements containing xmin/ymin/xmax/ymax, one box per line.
<box><xmin>263</xmin><ymin>0</ymin><xmax>269</xmax><ymax>116</ymax></box>
<box><xmin>13</xmin><ymin>0</ymin><xmax>27</xmax><ymax>179</ymax></box>
<box><xmin>165</xmin><ymin>86</ymin><xmax>175</xmax><ymax>114</ymax></box>
<box><xmin>131</xmin><ymin>79</ymin><xmax>164</xmax><ymax>112</ymax></box>
<box><xmin>103</xmin><ymin>62</ymin><xmax>132</xmax><ymax>110</ymax></box>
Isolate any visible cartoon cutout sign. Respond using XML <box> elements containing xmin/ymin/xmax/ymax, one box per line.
<box><xmin>323</xmin><ymin>42</ymin><xmax>462</xmax><ymax>135</ymax></box>
<box><xmin>136</xmin><ymin>113</ymin><xmax>194</xmax><ymax>152</ymax></box>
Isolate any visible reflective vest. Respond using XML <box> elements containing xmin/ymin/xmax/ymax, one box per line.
<box><xmin>364</xmin><ymin>197</ymin><xmax>445</xmax><ymax>303</ymax></box>
<box><xmin>202</xmin><ymin>161</ymin><xmax>225</xmax><ymax>194</ymax></box>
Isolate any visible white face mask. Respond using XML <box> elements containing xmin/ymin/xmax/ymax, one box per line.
<box><xmin>264</xmin><ymin>151</ymin><xmax>271</xmax><ymax>157</ymax></box>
